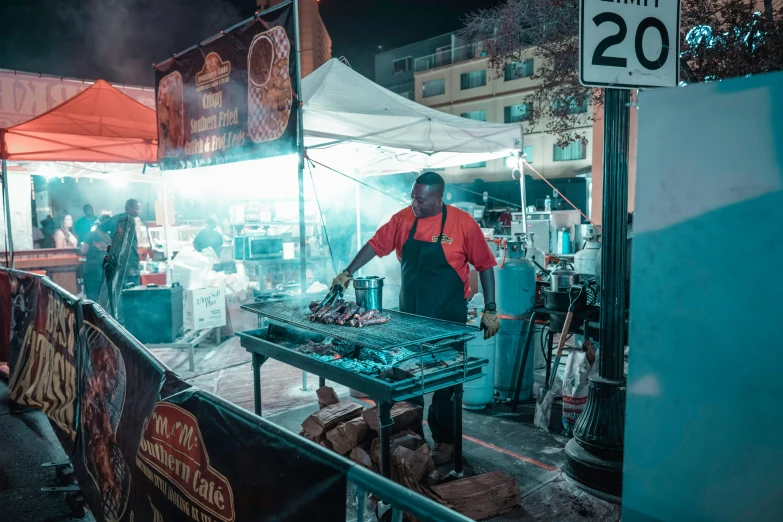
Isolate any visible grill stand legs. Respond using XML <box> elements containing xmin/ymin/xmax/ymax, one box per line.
<box><xmin>511</xmin><ymin>312</ymin><xmax>538</xmax><ymax>412</ymax></box>
<box><xmin>378</xmin><ymin>402</ymin><xmax>393</xmax><ymax>479</ymax></box>
<box><xmin>454</xmin><ymin>384</ymin><xmax>464</xmax><ymax>476</ymax></box>
<box><xmin>252</xmin><ymin>353</ymin><xmax>267</xmax><ymax>416</ymax></box>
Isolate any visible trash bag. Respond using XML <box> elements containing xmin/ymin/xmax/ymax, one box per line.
<box><xmin>562</xmin><ymin>341</ymin><xmax>598</xmax><ymax>436</ymax></box>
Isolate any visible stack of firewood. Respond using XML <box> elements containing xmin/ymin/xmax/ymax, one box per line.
<box><xmin>299</xmin><ymin>387</ymin><xmax>522</xmax><ymax>521</ymax></box>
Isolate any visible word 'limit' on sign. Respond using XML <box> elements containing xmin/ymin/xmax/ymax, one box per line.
<box><xmin>579</xmin><ymin>0</ymin><xmax>681</xmax><ymax>89</ymax></box>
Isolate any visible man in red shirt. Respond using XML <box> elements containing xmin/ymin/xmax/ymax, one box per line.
<box><xmin>332</xmin><ymin>172</ymin><xmax>499</xmax><ymax>464</ymax></box>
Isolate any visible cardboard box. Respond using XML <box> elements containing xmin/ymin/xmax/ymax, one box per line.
<box><xmin>184</xmin><ymin>286</ymin><xmax>227</xmax><ymax>330</ymax></box>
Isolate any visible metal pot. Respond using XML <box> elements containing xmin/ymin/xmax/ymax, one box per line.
<box><xmin>550</xmin><ymin>260</ymin><xmax>579</xmax><ymax>292</ymax></box>
<box><xmin>353</xmin><ymin>276</ymin><xmax>384</xmax><ymax>311</ymax></box>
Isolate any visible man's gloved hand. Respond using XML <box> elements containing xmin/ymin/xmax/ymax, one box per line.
<box><xmin>480</xmin><ymin>310</ymin><xmax>500</xmax><ymax>340</ymax></box>
<box><xmin>331</xmin><ymin>270</ymin><xmax>353</xmax><ymax>292</ymax></box>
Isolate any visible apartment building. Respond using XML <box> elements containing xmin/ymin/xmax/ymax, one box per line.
<box><xmin>376</xmin><ymin>35</ymin><xmax>593</xmax><ymax>183</ymax></box>
<box><xmin>258</xmin><ymin>0</ymin><xmax>332</xmax><ymax>77</ymax></box>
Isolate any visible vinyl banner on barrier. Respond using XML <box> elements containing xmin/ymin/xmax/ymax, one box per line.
<box><xmin>0</xmin><ymin>269</ymin><xmax>41</xmax><ymax>372</ymax></box>
<box><xmin>4</xmin><ymin>272</ymin><xmax>80</xmax><ymax>453</ymax></box>
<box><xmin>75</xmin><ymin>302</ymin><xmax>189</xmax><ymax>522</ymax></box>
<box><xmin>130</xmin><ymin>389</ymin><xmax>348</xmax><ymax>522</ymax></box>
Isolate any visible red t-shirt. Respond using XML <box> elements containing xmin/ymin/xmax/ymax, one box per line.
<box><xmin>367</xmin><ymin>205</ymin><xmax>497</xmax><ymax>298</ymax></box>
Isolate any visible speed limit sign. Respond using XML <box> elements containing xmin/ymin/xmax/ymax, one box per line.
<box><xmin>579</xmin><ymin>0</ymin><xmax>681</xmax><ymax>88</ymax></box>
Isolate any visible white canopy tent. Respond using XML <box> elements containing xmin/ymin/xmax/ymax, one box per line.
<box><xmin>302</xmin><ymin>58</ymin><xmax>524</xmax><ymax>176</ymax></box>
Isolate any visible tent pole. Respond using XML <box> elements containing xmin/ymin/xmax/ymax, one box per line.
<box><xmin>355</xmin><ymin>181</ymin><xmax>361</xmax><ymax>277</ymax></box>
<box><xmin>1</xmin><ymin>159</ymin><xmax>14</xmax><ymax>269</ymax></box>
<box><xmin>162</xmin><ymin>182</ymin><xmax>173</xmax><ymax>281</ymax></box>
<box><xmin>294</xmin><ymin>0</ymin><xmax>307</xmax><ymax>295</ymax></box>
<box><xmin>518</xmin><ymin>156</ymin><xmax>527</xmax><ymax>236</ymax></box>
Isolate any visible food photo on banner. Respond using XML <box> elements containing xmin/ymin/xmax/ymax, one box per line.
<box><xmin>0</xmin><ymin>269</ymin><xmax>41</xmax><ymax>375</ymax></box>
<box><xmin>154</xmin><ymin>0</ymin><xmax>298</xmax><ymax>170</ymax></box>
<box><xmin>129</xmin><ymin>389</ymin><xmax>348</xmax><ymax>522</ymax></box>
<box><xmin>74</xmin><ymin>301</ymin><xmax>189</xmax><ymax>522</ymax></box>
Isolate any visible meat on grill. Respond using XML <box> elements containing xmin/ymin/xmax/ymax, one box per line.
<box><xmin>308</xmin><ymin>300</ymin><xmax>390</xmax><ymax>328</ymax></box>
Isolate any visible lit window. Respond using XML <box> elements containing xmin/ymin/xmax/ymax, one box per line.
<box><xmin>460</xmin><ymin>69</ymin><xmax>486</xmax><ymax>90</ymax></box>
<box><xmin>393</xmin><ymin>57</ymin><xmax>412</xmax><ymax>74</ymax></box>
<box><xmin>460</xmin><ymin>110</ymin><xmax>486</xmax><ymax>121</ymax></box>
<box><xmin>504</xmin><ymin>103</ymin><xmax>532</xmax><ymax>123</ymax></box>
<box><xmin>553</xmin><ymin>142</ymin><xmax>586</xmax><ymax>162</ymax></box>
<box><xmin>553</xmin><ymin>98</ymin><xmax>588</xmax><ymax>115</ymax></box>
<box><xmin>523</xmin><ymin>146</ymin><xmax>534</xmax><ymax>164</ymax></box>
<box><xmin>461</xmin><ymin>162</ymin><xmax>487</xmax><ymax>169</ymax></box>
<box><xmin>422</xmin><ymin>78</ymin><xmax>446</xmax><ymax>98</ymax></box>
<box><xmin>504</xmin><ymin>59</ymin><xmax>534</xmax><ymax>81</ymax></box>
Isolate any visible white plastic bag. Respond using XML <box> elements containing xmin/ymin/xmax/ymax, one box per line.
<box><xmin>562</xmin><ymin>342</ymin><xmax>598</xmax><ymax>435</ymax></box>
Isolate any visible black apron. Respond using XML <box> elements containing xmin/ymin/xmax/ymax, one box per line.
<box><xmin>399</xmin><ymin>204</ymin><xmax>466</xmax><ymax>444</ymax></box>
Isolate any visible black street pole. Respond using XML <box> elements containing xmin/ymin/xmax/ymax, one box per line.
<box><xmin>564</xmin><ymin>87</ymin><xmax>629</xmax><ymax>502</ymax></box>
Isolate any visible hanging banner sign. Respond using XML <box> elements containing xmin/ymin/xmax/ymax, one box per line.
<box><xmin>6</xmin><ymin>275</ymin><xmax>79</xmax><ymax>453</ymax></box>
<box><xmin>154</xmin><ymin>1</ymin><xmax>298</xmax><ymax>169</ymax></box>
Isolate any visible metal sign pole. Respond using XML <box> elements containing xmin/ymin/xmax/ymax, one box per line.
<box><xmin>564</xmin><ymin>87</ymin><xmax>630</xmax><ymax>501</ymax></box>
<box><xmin>1</xmin><ymin>158</ymin><xmax>14</xmax><ymax>268</ymax></box>
<box><xmin>293</xmin><ymin>0</ymin><xmax>307</xmax><ymax>295</ymax></box>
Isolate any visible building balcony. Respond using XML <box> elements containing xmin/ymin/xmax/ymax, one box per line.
<box><xmin>414</xmin><ymin>41</ymin><xmax>491</xmax><ymax>73</ymax></box>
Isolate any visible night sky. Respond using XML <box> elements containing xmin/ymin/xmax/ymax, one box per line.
<box><xmin>0</xmin><ymin>0</ymin><xmax>500</xmax><ymax>86</ymax></box>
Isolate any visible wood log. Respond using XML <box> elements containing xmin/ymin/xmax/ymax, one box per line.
<box><xmin>430</xmin><ymin>471</ymin><xmax>522</xmax><ymax>520</ymax></box>
<box><xmin>316</xmin><ymin>386</ymin><xmax>339</xmax><ymax>409</ymax></box>
<box><xmin>325</xmin><ymin>417</ymin><xmax>370</xmax><ymax>455</ymax></box>
<box><xmin>320</xmin><ymin>440</ymin><xmax>334</xmax><ymax>451</ymax></box>
<box><xmin>424</xmin><ymin>469</ymin><xmax>445</xmax><ymax>487</ymax></box>
<box><xmin>392</xmin><ymin>446</ymin><xmax>433</xmax><ymax>483</ymax></box>
<box><xmin>371</xmin><ymin>430</ymin><xmax>423</xmax><ymax>465</ymax></box>
<box><xmin>301</xmin><ymin>401</ymin><xmax>363</xmax><ymax>439</ymax></box>
<box><xmin>362</xmin><ymin>402</ymin><xmax>423</xmax><ymax>435</ymax></box>
<box><xmin>298</xmin><ymin>429</ymin><xmax>324</xmax><ymax>444</ymax></box>
<box><xmin>349</xmin><ymin>447</ymin><xmax>373</xmax><ymax>468</ymax></box>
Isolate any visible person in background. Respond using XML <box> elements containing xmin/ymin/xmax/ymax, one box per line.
<box><xmin>40</xmin><ymin>214</ymin><xmax>55</xmax><ymax>248</ymax></box>
<box><xmin>97</xmin><ymin>199</ymin><xmax>142</xmax><ymax>287</ymax></box>
<box><xmin>193</xmin><ymin>218</ymin><xmax>224</xmax><ymax>256</ymax></box>
<box><xmin>73</xmin><ymin>204</ymin><xmax>98</xmax><ymax>243</ymax></box>
<box><xmin>31</xmin><ymin>218</ymin><xmax>44</xmax><ymax>249</ymax></box>
<box><xmin>80</xmin><ymin>214</ymin><xmax>112</xmax><ymax>300</ymax></box>
<box><xmin>53</xmin><ymin>214</ymin><xmax>78</xmax><ymax>248</ymax></box>
<box><xmin>220</xmin><ymin>217</ymin><xmax>234</xmax><ymax>242</ymax></box>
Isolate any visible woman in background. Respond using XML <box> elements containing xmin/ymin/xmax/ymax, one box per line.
<box><xmin>53</xmin><ymin>214</ymin><xmax>78</xmax><ymax>248</ymax></box>
<box><xmin>80</xmin><ymin>215</ymin><xmax>112</xmax><ymax>300</ymax></box>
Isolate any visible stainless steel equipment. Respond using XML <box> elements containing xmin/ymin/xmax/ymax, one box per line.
<box><xmin>452</xmin><ymin>201</ymin><xmax>486</xmax><ymax>221</ymax></box>
<box><xmin>550</xmin><ymin>260</ymin><xmax>580</xmax><ymax>292</ymax></box>
<box><xmin>353</xmin><ymin>276</ymin><xmax>384</xmax><ymax>312</ymax></box>
<box><xmin>575</xmin><ymin>235</ymin><xmax>601</xmax><ymax>277</ymax></box>
<box><xmin>494</xmin><ymin>241</ymin><xmax>537</xmax><ymax>400</ymax></box>
<box><xmin>234</xmin><ymin>235</ymin><xmax>284</xmax><ymax>260</ymax></box>
<box><xmin>574</xmin><ymin>224</ymin><xmax>596</xmax><ymax>250</ymax></box>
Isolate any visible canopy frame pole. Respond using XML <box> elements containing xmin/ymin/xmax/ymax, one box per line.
<box><xmin>294</xmin><ymin>0</ymin><xmax>307</xmax><ymax>295</ymax></box>
<box><xmin>1</xmin><ymin>158</ymin><xmax>14</xmax><ymax>268</ymax></box>
<box><xmin>355</xmin><ymin>181</ymin><xmax>361</xmax><ymax>277</ymax></box>
<box><xmin>162</xmin><ymin>182</ymin><xmax>173</xmax><ymax>282</ymax></box>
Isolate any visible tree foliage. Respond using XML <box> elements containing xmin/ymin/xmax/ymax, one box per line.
<box><xmin>460</xmin><ymin>0</ymin><xmax>783</xmax><ymax>147</ymax></box>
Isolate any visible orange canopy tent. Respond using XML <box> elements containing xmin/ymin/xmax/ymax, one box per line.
<box><xmin>0</xmin><ymin>79</ymin><xmax>158</xmax><ymax>163</ymax></box>
<box><xmin>0</xmin><ymin>79</ymin><xmax>159</xmax><ymax>267</ymax></box>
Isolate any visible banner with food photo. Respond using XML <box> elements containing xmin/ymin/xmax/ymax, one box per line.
<box><xmin>128</xmin><ymin>388</ymin><xmax>348</xmax><ymax>522</ymax></box>
<box><xmin>7</xmin><ymin>277</ymin><xmax>81</xmax><ymax>454</ymax></box>
<box><xmin>154</xmin><ymin>1</ymin><xmax>298</xmax><ymax>169</ymax></box>
<box><xmin>73</xmin><ymin>302</ymin><xmax>189</xmax><ymax>522</ymax></box>
<box><xmin>1</xmin><ymin>269</ymin><xmax>41</xmax><ymax>375</ymax></box>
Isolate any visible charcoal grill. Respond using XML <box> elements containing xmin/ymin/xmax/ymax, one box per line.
<box><xmin>239</xmin><ymin>298</ymin><xmax>488</xmax><ymax>480</ymax></box>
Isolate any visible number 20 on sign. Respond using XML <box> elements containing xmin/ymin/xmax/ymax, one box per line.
<box><xmin>579</xmin><ymin>0</ymin><xmax>681</xmax><ymax>88</ymax></box>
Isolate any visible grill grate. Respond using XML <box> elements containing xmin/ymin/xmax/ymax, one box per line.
<box><xmin>241</xmin><ymin>299</ymin><xmax>477</xmax><ymax>350</ymax></box>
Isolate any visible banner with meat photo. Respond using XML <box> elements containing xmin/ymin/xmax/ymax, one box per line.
<box><xmin>74</xmin><ymin>302</ymin><xmax>189</xmax><ymax>522</ymax></box>
<box><xmin>154</xmin><ymin>0</ymin><xmax>298</xmax><ymax>170</ymax></box>
<box><xmin>0</xmin><ymin>269</ymin><xmax>41</xmax><ymax>374</ymax></box>
<box><xmin>128</xmin><ymin>389</ymin><xmax>348</xmax><ymax>522</ymax></box>
<box><xmin>8</xmin><ymin>277</ymin><xmax>81</xmax><ymax>454</ymax></box>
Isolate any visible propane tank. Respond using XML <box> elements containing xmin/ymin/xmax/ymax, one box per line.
<box><xmin>523</xmin><ymin>233</ymin><xmax>546</xmax><ymax>272</ymax></box>
<box><xmin>574</xmin><ymin>234</ymin><xmax>601</xmax><ymax>277</ymax></box>
<box><xmin>493</xmin><ymin>240</ymin><xmax>537</xmax><ymax>401</ymax></box>
<box><xmin>463</xmin><ymin>317</ymin><xmax>496</xmax><ymax>410</ymax></box>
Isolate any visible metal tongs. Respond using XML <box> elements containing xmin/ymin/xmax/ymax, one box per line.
<box><xmin>311</xmin><ymin>284</ymin><xmax>344</xmax><ymax>314</ymax></box>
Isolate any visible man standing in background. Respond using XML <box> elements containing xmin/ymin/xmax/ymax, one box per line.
<box><xmin>73</xmin><ymin>204</ymin><xmax>98</xmax><ymax>243</ymax></box>
<box><xmin>97</xmin><ymin>199</ymin><xmax>142</xmax><ymax>287</ymax></box>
